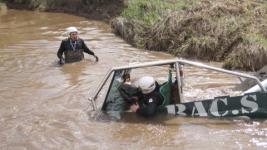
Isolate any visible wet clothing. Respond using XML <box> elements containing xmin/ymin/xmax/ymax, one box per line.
<box><xmin>57</xmin><ymin>38</ymin><xmax>95</xmax><ymax>63</ymax></box>
<box><xmin>137</xmin><ymin>83</ymin><xmax>163</xmax><ymax>117</ymax></box>
<box><xmin>119</xmin><ymin>83</ymin><xmax>141</xmax><ymax>108</ymax></box>
<box><xmin>104</xmin><ymin>79</ymin><xmax>125</xmax><ymax>120</ymax></box>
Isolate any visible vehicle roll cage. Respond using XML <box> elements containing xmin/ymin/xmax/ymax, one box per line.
<box><xmin>89</xmin><ymin>58</ymin><xmax>266</xmax><ymax>110</ymax></box>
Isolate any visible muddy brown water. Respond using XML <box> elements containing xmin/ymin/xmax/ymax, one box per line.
<box><xmin>1</xmin><ymin>8</ymin><xmax>267</xmax><ymax>150</ymax></box>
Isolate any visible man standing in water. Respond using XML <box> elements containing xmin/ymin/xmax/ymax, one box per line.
<box><xmin>57</xmin><ymin>26</ymin><xmax>99</xmax><ymax>64</ymax></box>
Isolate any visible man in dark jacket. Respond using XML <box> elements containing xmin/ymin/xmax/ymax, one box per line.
<box><xmin>57</xmin><ymin>26</ymin><xmax>99</xmax><ymax>64</ymax></box>
<box><xmin>130</xmin><ymin>76</ymin><xmax>163</xmax><ymax>117</ymax></box>
<box><xmin>119</xmin><ymin>73</ymin><xmax>141</xmax><ymax>109</ymax></box>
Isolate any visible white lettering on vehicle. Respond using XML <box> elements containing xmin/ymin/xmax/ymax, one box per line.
<box><xmin>209</xmin><ymin>98</ymin><xmax>229</xmax><ymax>117</ymax></box>
<box><xmin>166</xmin><ymin>105</ymin><xmax>175</xmax><ymax>114</ymax></box>
<box><xmin>192</xmin><ymin>102</ymin><xmax>208</xmax><ymax>117</ymax></box>
<box><xmin>175</xmin><ymin>104</ymin><xmax>186</xmax><ymax>116</ymax></box>
<box><xmin>241</xmin><ymin>94</ymin><xmax>258</xmax><ymax>114</ymax></box>
<box><xmin>168</xmin><ymin>94</ymin><xmax>259</xmax><ymax>117</ymax></box>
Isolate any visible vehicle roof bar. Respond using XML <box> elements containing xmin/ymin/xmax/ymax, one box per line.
<box><xmin>89</xmin><ymin>58</ymin><xmax>266</xmax><ymax>110</ymax></box>
<box><xmin>178</xmin><ymin>59</ymin><xmax>266</xmax><ymax>93</ymax></box>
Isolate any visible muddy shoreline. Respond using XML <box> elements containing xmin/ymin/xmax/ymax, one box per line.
<box><xmin>5</xmin><ymin>0</ymin><xmax>124</xmax><ymax>22</ymax></box>
<box><xmin>3</xmin><ymin>0</ymin><xmax>267</xmax><ymax>72</ymax></box>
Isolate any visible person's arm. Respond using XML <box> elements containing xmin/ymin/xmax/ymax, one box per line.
<box><xmin>57</xmin><ymin>40</ymin><xmax>65</xmax><ymax>59</ymax></box>
<box><xmin>119</xmin><ymin>84</ymin><xmax>139</xmax><ymax>103</ymax></box>
<box><xmin>119</xmin><ymin>87</ymin><xmax>133</xmax><ymax>103</ymax></box>
<box><xmin>57</xmin><ymin>40</ymin><xmax>65</xmax><ymax>64</ymax></box>
<box><xmin>81</xmin><ymin>39</ymin><xmax>94</xmax><ymax>55</ymax></box>
<box><xmin>81</xmin><ymin>39</ymin><xmax>99</xmax><ymax>61</ymax></box>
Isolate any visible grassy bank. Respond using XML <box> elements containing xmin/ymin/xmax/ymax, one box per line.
<box><xmin>122</xmin><ymin>0</ymin><xmax>198</xmax><ymax>25</ymax></box>
<box><xmin>112</xmin><ymin>0</ymin><xmax>267</xmax><ymax>71</ymax></box>
<box><xmin>5</xmin><ymin>0</ymin><xmax>267</xmax><ymax>71</ymax></box>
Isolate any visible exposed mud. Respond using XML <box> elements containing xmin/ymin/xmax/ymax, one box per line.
<box><xmin>4</xmin><ymin>0</ymin><xmax>267</xmax><ymax>71</ymax></box>
<box><xmin>6</xmin><ymin>0</ymin><xmax>124</xmax><ymax>21</ymax></box>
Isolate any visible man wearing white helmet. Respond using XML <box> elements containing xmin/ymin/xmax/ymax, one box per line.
<box><xmin>130</xmin><ymin>76</ymin><xmax>163</xmax><ymax>117</ymax></box>
<box><xmin>57</xmin><ymin>26</ymin><xmax>99</xmax><ymax>64</ymax></box>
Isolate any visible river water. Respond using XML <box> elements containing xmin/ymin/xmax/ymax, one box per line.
<box><xmin>1</xmin><ymin>7</ymin><xmax>267</xmax><ymax>150</ymax></box>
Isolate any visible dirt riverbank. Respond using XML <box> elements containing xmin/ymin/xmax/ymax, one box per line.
<box><xmin>5</xmin><ymin>0</ymin><xmax>124</xmax><ymax>21</ymax></box>
<box><xmin>4</xmin><ymin>0</ymin><xmax>267</xmax><ymax>71</ymax></box>
<box><xmin>111</xmin><ymin>0</ymin><xmax>267</xmax><ymax>71</ymax></box>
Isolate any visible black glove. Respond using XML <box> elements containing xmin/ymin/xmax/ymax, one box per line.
<box><xmin>59</xmin><ymin>58</ymin><xmax>65</xmax><ymax>65</ymax></box>
<box><xmin>94</xmin><ymin>55</ymin><xmax>99</xmax><ymax>62</ymax></box>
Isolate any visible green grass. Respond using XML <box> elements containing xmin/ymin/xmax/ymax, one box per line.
<box><xmin>122</xmin><ymin>0</ymin><xmax>198</xmax><ymax>25</ymax></box>
<box><xmin>245</xmin><ymin>33</ymin><xmax>267</xmax><ymax>48</ymax></box>
<box><xmin>261</xmin><ymin>1</ymin><xmax>267</xmax><ymax>10</ymax></box>
<box><xmin>114</xmin><ymin>0</ymin><xmax>267</xmax><ymax>71</ymax></box>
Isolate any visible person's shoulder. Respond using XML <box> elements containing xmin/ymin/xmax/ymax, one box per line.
<box><xmin>77</xmin><ymin>38</ymin><xmax>85</xmax><ymax>42</ymax></box>
<box><xmin>61</xmin><ymin>38</ymin><xmax>69</xmax><ymax>42</ymax></box>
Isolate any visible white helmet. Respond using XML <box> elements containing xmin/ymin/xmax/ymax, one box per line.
<box><xmin>138</xmin><ymin>76</ymin><xmax>156</xmax><ymax>94</ymax></box>
<box><xmin>66</xmin><ymin>26</ymin><xmax>78</xmax><ymax>35</ymax></box>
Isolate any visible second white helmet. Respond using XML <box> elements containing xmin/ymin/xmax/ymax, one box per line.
<box><xmin>138</xmin><ymin>76</ymin><xmax>156</xmax><ymax>94</ymax></box>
